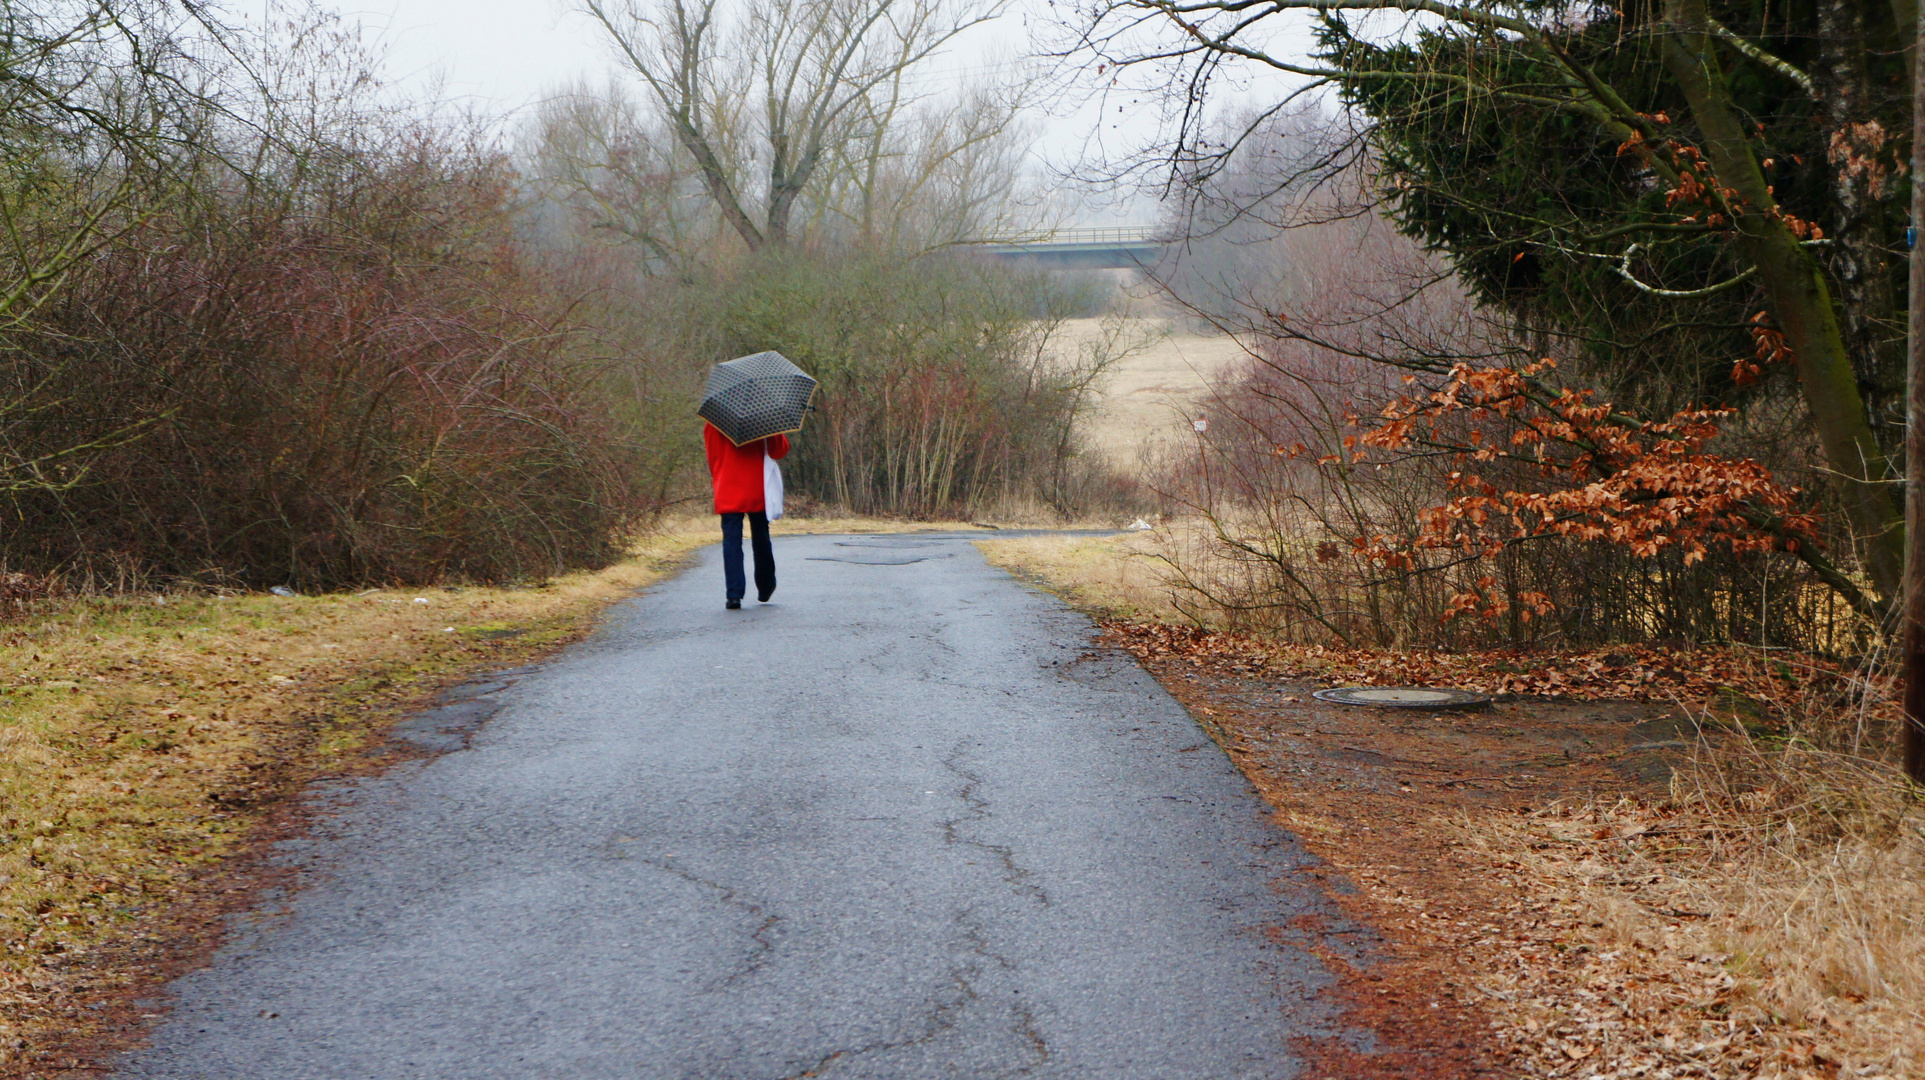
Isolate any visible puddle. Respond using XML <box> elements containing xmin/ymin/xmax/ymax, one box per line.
<box><xmin>807</xmin><ymin>553</ymin><xmax>956</xmax><ymax>565</ymax></box>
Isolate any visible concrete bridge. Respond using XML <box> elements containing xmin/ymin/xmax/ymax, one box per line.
<box><xmin>976</xmin><ymin>226</ymin><xmax>1166</xmax><ymax>270</ymax></box>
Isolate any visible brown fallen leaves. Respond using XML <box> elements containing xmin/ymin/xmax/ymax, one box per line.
<box><xmin>0</xmin><ymin>575</ymin><xmax>57</xmax><ymax>622</ymax></box>
<box><xmin>1462</xmin><ymin>793</ymin><xmax>1919</xmax><ymax>1080</ymax></box>
<box><xmin>1102</xmin><ymin>618</ymin><xmax>1883</xmax><ymax>715</ymax></box>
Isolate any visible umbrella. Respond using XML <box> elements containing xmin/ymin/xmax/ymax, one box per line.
<box><xmin>698</xmin><ymin>351</ymin><xmax>819</xmax><ymax>446</ymax></box>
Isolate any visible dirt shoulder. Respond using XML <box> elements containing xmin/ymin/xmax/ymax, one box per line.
<box><xmin>1105</xmin><ymin>620</ymin><xmax>1677</xmax><ymax>1079</ymax></box>
<box><xmin>981</xmin><ymin>534</ymin><xmax>1917</xmax><ymax>1080</ymax></box>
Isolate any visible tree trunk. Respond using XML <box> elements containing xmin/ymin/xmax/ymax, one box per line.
<box><xmin>1813</xmin><ymin>0</ymin><xmax>1907</xmax><ymax>457</ymax></box>
<box><xmin>671</xmin><ymin>108</ymin><xmax>767</xmax><ymax>250</ymax></box>
<box><xmin>1894</xmin><ymin>0</ymin><xmax>1919</xmax><ymax>99</ymax></box>
<box><xmin>1903</xmin><ymin>0</ymin><xmax>1925</xmax><ymax>782</ymax></box>
<box><xmin>766</xmin><ymin>183</ymin><xmax>798</xmax><ymax>246</ymax></box>
<box><xmin>766</xmin><ymin>139</ymin><xmax>824</xmax><ymax>248</ymax></box>
<box><xmin>1663</xmin><ymin>0</ymin><xmax>1906</xmax><ymax>606</ymax></box>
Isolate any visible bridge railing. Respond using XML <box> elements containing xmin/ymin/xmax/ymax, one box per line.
<box><xmin>982</xmin><ymin>226</ymin><xmax>1166</xmax><ymax>247</ymax></box>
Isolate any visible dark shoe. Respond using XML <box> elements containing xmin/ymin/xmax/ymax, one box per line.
<box><xmin>726</xmin><ymin>599</ymin><xmax>742</xmax><ymax>609</ymax></box>
<box><xmin>757</xmin><ymin>588</ymin><xmax>774</xmax><ymax>603</ymax></box>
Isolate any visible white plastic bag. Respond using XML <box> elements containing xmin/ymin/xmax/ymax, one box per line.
<box><xmin>763</xmin><ymin>448</ymin><xmax>784</xmax><ymax>521</ymax></box>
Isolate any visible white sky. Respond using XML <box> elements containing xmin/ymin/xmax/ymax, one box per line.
<box><xmin>283</xmin><ymin>0</ymin><xmax>1313</xmax><ymax>224</ymax></box>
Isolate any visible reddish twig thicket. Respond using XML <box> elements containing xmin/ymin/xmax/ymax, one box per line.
<box><xmin>1352</xmin><ymin>360</ymin><xmax>1822</xmax><ymax>621</ymax></box>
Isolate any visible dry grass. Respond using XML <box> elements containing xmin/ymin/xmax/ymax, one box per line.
<box><xmin>974</xmin><ymin>530</ymin><xmax>1181</xmax><ymax>621</ymax></box>
<box><xmin>0</xmin><ymin>523</ymin><xmax>713</xmax><ymax>1065</ymax></box>
<box><xmin>1053</xmin><ymin>316</ymin><xmax>1252</xmax><ymax>462</ymax></box>
<box><xmin>1459</xmin><ymin>743</ymin><xmax>1924</xmax><ymax>1080</ymax></box>
<box><xmin>981</xmin><ymin>515</ymin><xmax>1358</xmax><ymax>638</ymax></box>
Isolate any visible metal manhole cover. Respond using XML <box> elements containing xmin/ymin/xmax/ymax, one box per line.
<box><xmin>1312</xmin><ymin>686</ymin><xmax>1491</xmax><ymax>710</ymax></box>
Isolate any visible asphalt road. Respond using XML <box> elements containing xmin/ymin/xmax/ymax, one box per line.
<box><xmin>114</xmin><ymin>532</ymin><xmax>1359</xmax><ymax>1079</ymax></box>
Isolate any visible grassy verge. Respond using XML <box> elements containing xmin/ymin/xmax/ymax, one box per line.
<box><xmin>968</xmin><ymin>530</ymin><xmax>1178</xmax><ymax>621</ymax></box>
<box><xmin>0</xmin><ymin>524</ymin><xmax>713</xmax><ymax>1072</ymax></box>
<box><xmin>978</xmin><ymin>530</ymin><xmax>1924</xmax><ymax>1079</ymax></box>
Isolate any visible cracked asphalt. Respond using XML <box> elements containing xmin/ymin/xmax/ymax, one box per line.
<box><xmin>113</xmin><ymin>533</ymin><xmax>1357</xmax><ymax>1079</ymax></box>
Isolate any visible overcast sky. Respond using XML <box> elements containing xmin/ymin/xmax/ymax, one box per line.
<box><xmin>286</xmin><ymin>0</ymin><xmax>1311</xmax><ymax>223</ymax></box>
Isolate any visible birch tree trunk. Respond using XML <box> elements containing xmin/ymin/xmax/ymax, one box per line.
<box><xmin>1664</xmin><ymin>0</ymin><xmax>1905</xmax><ymax>604</ymax></box>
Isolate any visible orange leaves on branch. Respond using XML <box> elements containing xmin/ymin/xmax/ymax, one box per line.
<box><xmin>1615</xmin><ymin>113</ymin><xmax>1672</xmax><ymax>159</ymax></box>
<box><xmin>1442</xmin><ymin>589</ymin><xmax>1486</xmax><ymax>620</ymax></box>
<box><xmin>1517</xmin><ymin>590</ymin><xmax>1554</xmax><ymax>618</ymax></box>
<box><xmin>1666</xmin><ymin>169</ymin><xmax>1709</xmax><ymax>209</ymax></box>
<box><xmin>1740</xmin><ymin>311</ymin><xmax>1793</xmax><ymax>385</ymax></box>
<box><xmin>1348</xmin><ymin>361</ymin><xmax>1817</xmax><ymax>621</ymax></box>
<box><xmin>1655</xmin><ymin>134</ymin><xmax>1828</xmax><ymax>244</ymax></box>
<box><xmin>1659</xmin><ymin>145</ymin><xmax>1731</xmax><ymax>215</ymax></box>
<box><xmin>1766</xmin><ymin>208</ymin><xmax>1825</xmax><ymax>241</ymax></box>
<box><xmin>1361</xmin><ymin>359</ymin><xmax>1551</xmax><ymax>462</ymax></box>
<box><xmin>1438</xmin><ymin>580</ymin><xmax>1552</xmax><ymax>622</ymax></box>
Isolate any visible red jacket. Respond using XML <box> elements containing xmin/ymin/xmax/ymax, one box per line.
<box><xmin>704</xmin><ymin>423</ymin><xmax>790</xmax><ymax>514</ymax></box>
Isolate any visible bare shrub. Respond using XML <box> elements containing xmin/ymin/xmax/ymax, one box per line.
<box><xmin>1147</xmin><ymin>187</ymin><xmax>1516</xmax><ymax>643</ymax></box>
<box><xmin>0</xmin><ymin>6</ymin><xmax>657</xmax><ymax>590</ymax></box>
<box><xmin>0</xmin><ymin>132</ymin><xmax>649</xmax><ymax>589</ymax></box>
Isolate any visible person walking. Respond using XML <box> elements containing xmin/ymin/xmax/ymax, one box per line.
<box><xmin>704</xmin><ymin>421</ymin><xmax>789</xmax><ymax>609</ymax></box>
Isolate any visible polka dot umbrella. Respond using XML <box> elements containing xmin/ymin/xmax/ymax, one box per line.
<box><xmin>697</xmin><ymin>351</ymin><xmax>819</xmax><ymax>446</ymax></box>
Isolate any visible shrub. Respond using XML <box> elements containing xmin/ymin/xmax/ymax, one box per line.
<box><xmin>0</xmin><ymin>136</ymin><xmax>650</xmax><ymax>589</ymax></box>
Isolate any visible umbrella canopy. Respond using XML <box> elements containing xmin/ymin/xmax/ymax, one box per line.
<box><xmin>697</xmin><ymin>351</ymin><xmax>819</xmax><ymax>446</ymax></box>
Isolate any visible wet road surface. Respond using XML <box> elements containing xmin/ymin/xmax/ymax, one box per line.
<box><xmin>114</xmin><ymin>533</ymin><xmax>1357</xmax><ymax>1079</ymax></box>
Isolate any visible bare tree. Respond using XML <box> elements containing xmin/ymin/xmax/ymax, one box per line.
<box><xmin>578</xmin><ymin>0</ymin><xmax>1012</xmax><ymax>250</ymax></box>
<box><xmin>526</xmin><ymin>81</ymin><xmax>717</xmax><ymax>275</ymax></box>
<box><xmin>0</xmin><ymin>1</ymin><xmax>231</xmax><ymax>333</ymax></box>
<box><xmin>806</xmin><ymin>70</ymin><xmax>1043</xmax><ymax>250</ymax></box>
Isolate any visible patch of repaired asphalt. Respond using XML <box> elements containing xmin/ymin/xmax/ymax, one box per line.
<box><xmin>112</xmin><ymin>533</ymin><xmax>1364</xmax><ymax>1079</ymax></box>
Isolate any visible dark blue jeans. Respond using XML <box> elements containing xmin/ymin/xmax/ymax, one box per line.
<box><xmin>720</xmin><ymin>511</ymin><xmax>774</xmax><ymax>602</ymax></box>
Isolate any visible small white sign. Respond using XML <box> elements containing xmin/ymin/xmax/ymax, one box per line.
<box><xmin>1192</xmin><ymin>418</ymin><xmax>1209</xmax><ymax>433</ymax></box>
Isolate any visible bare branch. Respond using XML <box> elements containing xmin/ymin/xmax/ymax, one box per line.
<box><xmin>1707</xmin><ymin>17</ymin><xmax>1815</xmax><ymax>98</ymax></box>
